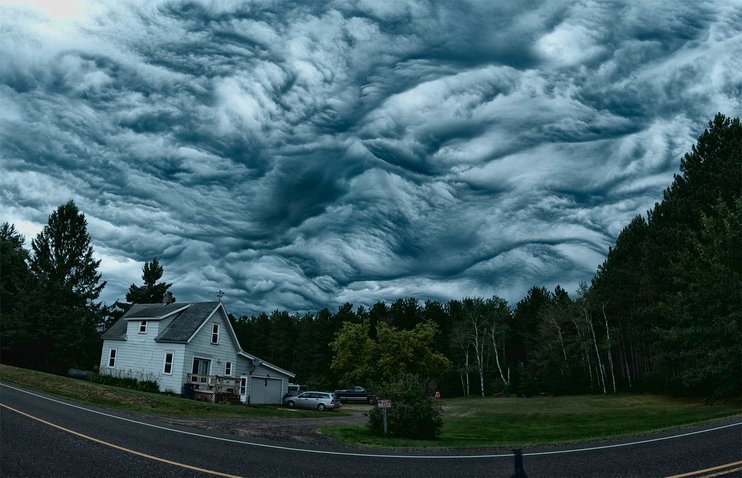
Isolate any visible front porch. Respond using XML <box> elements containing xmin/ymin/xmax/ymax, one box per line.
<box><xmin>185</xmin><ymin>373</ymin><xmax>242</xmax><ymax>404</ymax></box>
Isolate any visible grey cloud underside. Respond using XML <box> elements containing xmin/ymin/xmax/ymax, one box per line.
<box><xmin>1</xmin><ymin>0</ymin><xmax>740</xmax><ymax>315</ymax></box>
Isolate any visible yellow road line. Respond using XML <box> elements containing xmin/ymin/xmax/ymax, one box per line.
<box><xmin>698</xmin><ymin>465</ymin><xmax>742</xmax><ymax>477</ymax></box>
<box><xmin>665</xmin><ymin>460</ymin><xmax>742</xmax><ymax>478</ymax></box>
<box><xmin>0</xmin><ymin>403</ymin><xmax>243</xmax><ymax>478</ymax></box>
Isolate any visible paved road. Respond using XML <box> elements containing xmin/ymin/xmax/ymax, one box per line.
<box><xmin>1</xmin><ymin>383</ymin><xmax>739</xmax><ymax>477</ymax></box>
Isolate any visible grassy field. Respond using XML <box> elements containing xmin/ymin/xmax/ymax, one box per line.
<box><xmin>324</xmin><ymin>394</ymin><xmax>741</xmax><ymax>448</ymax></box>
<box><xmin>0</xmin><ymin>364</ymin><xmax>335</xmax><ymax>419</ymax></box>
<box><xmin>2</xmin><ymin>364</ymin><xmax>738</xmax><ymax>448</ymax></box>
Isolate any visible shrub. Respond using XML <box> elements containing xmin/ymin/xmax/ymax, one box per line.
<box><xmin>88</xmin><ymin>371</ymin><xmax>160</xmax><ymax>393</ymax></box>
<box><xmin>368</xmin><ymin>375</ymin><xmax>443</xmax><ymax>440</ymax></box>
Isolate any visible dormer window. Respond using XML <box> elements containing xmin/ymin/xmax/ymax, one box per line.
<box><xmin>139</xmin><ymin>321</ymin><xmax>147</xmax><ymax>334</ymax></box>
<box><xmin>211</xmin><ymin>324</ymin><xmax>219</xmax><ymax>344</ymax></box>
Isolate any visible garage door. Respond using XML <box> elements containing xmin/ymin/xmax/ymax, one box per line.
<box><xmin>250</xmin><ymin>376</ymin><xmax>282</xmax><ymax>404</ymax></box>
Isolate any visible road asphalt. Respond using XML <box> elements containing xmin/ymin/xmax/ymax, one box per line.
<box><xmin>1</xmin><ymin>383</ymin><xmax>740</xmax><ymax>477</ymax></box>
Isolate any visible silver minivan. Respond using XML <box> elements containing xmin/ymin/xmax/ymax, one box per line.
<box><xmin>284</xmin><ymin>391</ymin><xmax>341</xmax><ymax>411</ymax></box>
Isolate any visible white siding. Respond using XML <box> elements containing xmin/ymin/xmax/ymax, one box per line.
<box><xmin>99</xmin><ymin>319</ymin><xmax>187</xmax><ymax>394</ymax></box>
<box><xmin>181</xmin><ymin>308</ymin><xmax>241</xmax><ymax>388</ymax></box>
<box><xmin>156</xmin><ymin>345</ymin><xmax>187</xmax><ymax>393</ymax></box>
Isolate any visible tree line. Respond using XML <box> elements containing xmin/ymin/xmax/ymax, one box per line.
<box><xmin>1</xmin><ymin>114</ymin><xmax>739</xmax><ymax>400</ymax></box>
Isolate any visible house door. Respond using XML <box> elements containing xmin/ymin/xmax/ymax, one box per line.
<box><xmin>192</xmin><ymin>357</ymin><xmax>211</xmax><ymax>384</ymax></box>
<box><xmin>239</xmin><ymin>376</ymin><xmax>248</xmax><ymax>403</ymax></box>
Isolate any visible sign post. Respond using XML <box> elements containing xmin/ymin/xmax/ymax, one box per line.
<box><xmin>377</xmin><ymin>399</ymin><xmax>392</xmax><ymax>434</ymax></box>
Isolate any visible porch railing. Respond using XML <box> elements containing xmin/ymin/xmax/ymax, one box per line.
<box><xmin>186</xmin><ymin>374</ymin><xmax>240</xmax><ymax>403</ymax></box>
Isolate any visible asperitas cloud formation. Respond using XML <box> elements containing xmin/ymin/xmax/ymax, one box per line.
<box><xmin>1</xmin><ymin>0</ymin><xmax>740</xmax><ymax>315</ymax></box>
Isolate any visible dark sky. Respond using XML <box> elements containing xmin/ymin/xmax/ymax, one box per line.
<box><xmin>2</xmin><ymin>0</ymin><xmax>740</xmax><ymax>316</ymax></box>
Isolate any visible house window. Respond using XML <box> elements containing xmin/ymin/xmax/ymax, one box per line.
<box><xmin>163</xmin><ymin>352</ymin><xmax>174</xmax><ymax>375</ymax></box>
<box><xmin>225</xmin><ymin>361</ymin><xmax>232</xmax><ymax>376</ymax></box>
<box><xmin>108</xmin><ymin>349</ymin><xmax>116</xmax><ymax>367</ymax></box>
<box><xmin>139</xmin><ymin>321</ymin><xmax>147</xmax><ymax>334</ymax></box>
<box><xmin>211</xmin><ymin>324</ymin><xmax>219</xmax><ymax>344</ymax></box>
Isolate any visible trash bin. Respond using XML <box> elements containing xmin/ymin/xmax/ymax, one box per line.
<box><xmin>183</xmin><ymin>383</ymin><xmax>195</xmax><ymax>399</ymax></box>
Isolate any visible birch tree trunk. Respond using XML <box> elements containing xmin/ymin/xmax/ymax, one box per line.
<box><xmin>464</xmin><ymin>305</ymin><xmax>488</xmax><ymax>398</ymax></box>
<box><xmin>489</xmin><ymin>322</ymin><xmax>509</xmax><ymax>387</ymax></box>
<box><xmin>572</xmin><ymin>317</ymin><xmax>594</xmax><ymax>389</ymax></box>
<box><xmin>471</xmin><ymin>320</ymin><xmax>486</xmax><ymax>397</ymax></box>
<box><xmin>451</xmin><ymin>323</ymin><xmax>472</xmax><ymax>396</ymax></box>
<box><xmin>602</xmin><ymin>303</ymin><xmax>617</xmax><ymax>394</ymax></box>
<box><xmin>551</xmin><ymin>315</ymin><xmax>568</xmax><ymax>365</ymax></box>
<box><xmin>464</xmin><ymin>347</ymin><xmax>470</xmax><ymax>396</ymax></box>
<box><xmin>584</xmin><ymin>306</ymin><xmax>606</xmax><ymax>394</ymax></box>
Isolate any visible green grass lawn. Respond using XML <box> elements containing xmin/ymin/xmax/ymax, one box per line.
<box><xmin>2</xmin><ymin>364</ymin><xmax>738</xmax><ymax>448</ymax></box>
<box><xmin>322</xmin><ymin>394</ymin><xmax>741</xmax><ymax>448</ymax></box>
<box><xmin>0</xmin><ymin>364</ymin><xmax>339</xmax><ymax>419</ymax></box>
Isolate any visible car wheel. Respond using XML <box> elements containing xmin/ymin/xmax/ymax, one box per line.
<box><xmin>317</xmin><ymin>403</ymin><xmax>326</xmax><ymax>411</ymax></box>
<box><xmin>367</xmin><ymin>397</ymin><xmax>376</xmax><ymax>405</ymax></box>
<box><xmin>287</xmin><ymin>400</ymin><xmax>295</xmax><ymax>408</ymax></box>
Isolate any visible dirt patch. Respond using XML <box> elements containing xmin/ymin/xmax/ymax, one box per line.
<box><xmin>151</xmin><ymin>405</ymin><xmax>371</xmax><ymax>447</ymax></box>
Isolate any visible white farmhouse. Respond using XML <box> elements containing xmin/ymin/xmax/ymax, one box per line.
<box><xmin>99</xmin><ymin>297</ymin><xmax>294</xmax><ymax>404</ymax></box>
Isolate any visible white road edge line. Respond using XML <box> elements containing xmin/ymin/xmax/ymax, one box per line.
<box><xmin>1</xmin><ymin>382</ymin><xmax>739</xmax><ymax>460</ymax></box>
<box><xmin>0</xmin><ymin>403</ymin><xmax>241</xmax><ymax>478</ymax></box>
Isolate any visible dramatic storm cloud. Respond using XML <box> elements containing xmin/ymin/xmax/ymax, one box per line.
<box><xmin>1</xmin><ymin>0</ymin><xmax>740</xmax><ymax>315</ymax></box>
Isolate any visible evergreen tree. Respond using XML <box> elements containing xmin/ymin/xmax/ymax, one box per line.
<box><xmin>126</xmin><ymin>257</ymin><xmax>173</xmax><ymax>304</ymax></box>
<box><xmin>0</xmin><ymin>223</ymin><xmax>33</xmax><ymax>366</ymax></box>
<box><xmin>660</xmin><ymin>198</ymin><xmax>742</xmax><ymax>399</ymax></box>
<box><xmin>31</xmin><ymin>201</ymin><xmax>105</xmax><ymax>302</ymax></box>
<box><xmin>28</xmin><ymin>201</ymin><xmax>106</xmax><ymax>372</ymax></box>
<box><xmin>590</xmin><ymin>113</ymin><xmax>741</xmax><ymax>398</ymax></box>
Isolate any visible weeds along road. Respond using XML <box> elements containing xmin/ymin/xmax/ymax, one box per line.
<box><xmin>1</xmin><ymin>383</ymin><xmax>740</xmax><ymax>478</ymax></box>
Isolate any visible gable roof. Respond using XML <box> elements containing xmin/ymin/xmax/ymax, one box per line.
<box><xmin>155</xmin><ymin>302</ymin><xmax>221</xmax><ymax>343</ymax></box>
<box><xmin>238</xmin><ymin>350</ymin><xmax>295</xmax><ymax>378</ymax></box>
<box><xmin>101</xmin><ymin>302</ymin><xmax>221</xmax><ymax>343</ymax></box>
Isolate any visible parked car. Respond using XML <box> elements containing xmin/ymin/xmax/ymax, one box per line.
<box><xmin>283</xmin><ymin>391</ymin><xmax>341</xmax><ymax>411</ymax></box>
<box><xmin>283</xmin><ymin>383</ymin><xmax>308</xmax><ymax>400</ymax></box>
<box><xmin>334</xmin><ymin>386</ymin><xmax>377</xmax><ymax>404</ymax></box>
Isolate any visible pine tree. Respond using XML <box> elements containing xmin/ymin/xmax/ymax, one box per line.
<box><xmin>28</xmin><ymin>201</ymin><xmax>106</xmax><ymax>372</ymax></box>
<box><xmin>126</xmin><ymin>257</ymin><xmax>173</xmax><ymax>304</ymax></box>
<box><xmin>0</xmin><ymin>223</ymin><xmax>33</xmax><ymax>366</ymax></box>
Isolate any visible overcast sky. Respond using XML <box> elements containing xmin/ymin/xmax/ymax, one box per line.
<box><xmin>1</xmin><ymin>0</ymin><xmax>740</xmax><ymax>316</ymax></box>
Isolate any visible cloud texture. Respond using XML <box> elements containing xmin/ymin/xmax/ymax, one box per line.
<box><xmin>2</xmin><ymin>0</ymin><xmax>741</xmax><ymax>314</ymax></box>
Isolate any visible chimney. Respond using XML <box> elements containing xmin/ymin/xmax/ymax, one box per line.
<box><xmin>162</xmin><ymin>291</ymin><xmax>174</xmax><ymax>305</ymax></box>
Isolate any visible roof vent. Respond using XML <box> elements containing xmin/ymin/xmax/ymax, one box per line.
<box><xmin>162</xmin><ymin>291</ymin><xmax>174</xmax><ymax>305</ymax></box>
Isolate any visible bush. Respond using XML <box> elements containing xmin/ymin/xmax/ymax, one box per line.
<box><xmin>368</xmin><ymin>375</ymin><xmax>443</xmax><ymax>440</ymax></box>
<box><xmin>88</xmin><ymin>372</ymin><xmax>160</xmax><ymax>393</ymax></box>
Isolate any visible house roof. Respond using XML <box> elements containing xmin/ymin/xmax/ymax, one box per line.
<box><xmin>101</xmin><ymin>302</ymin><xmax>220</xmax><ymax>343</ymax></box>
<box><xmin>156</xmin><ymin>302</ymin><xmax>221</xmax><ymax>343</ymax></box>
<box><xmin>238</xmin><ymin>350</ymin><xmax>295</xmax><ymax>378</ymax></box>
